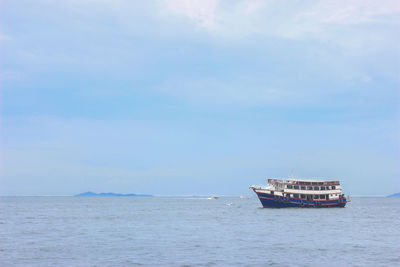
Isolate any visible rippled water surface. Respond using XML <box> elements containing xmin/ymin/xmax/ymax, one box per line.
<box><xmin>1</xmin><ymin>196</ymin><xmax>399</xmax><ymax>266</ymax></box>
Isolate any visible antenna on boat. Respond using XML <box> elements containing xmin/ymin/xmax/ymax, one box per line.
<box><xmin>290</xmin><ymin>169</ymin><xmax>294</xmax><ymax>180</ymax></box>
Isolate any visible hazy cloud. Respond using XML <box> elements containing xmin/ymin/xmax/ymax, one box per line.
<box><xmin>161</xmin><ymin>0</ymin><xmax>400</xmax><ymax>38</ymax></box>
<box><xmin>1</xmin><ymin>0</ymin><xmax>399</xmax><ymax>195</ymax></box>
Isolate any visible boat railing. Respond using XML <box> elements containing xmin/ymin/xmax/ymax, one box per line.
<box><xmin>268</xmin><ymin>178</ymin><xmax>340</xmax><ymax>186</ymax></box>
<box><xmin>249</xmin><ymin>185</ymin><xmax>271</xmax><ymax>190</ymax></box>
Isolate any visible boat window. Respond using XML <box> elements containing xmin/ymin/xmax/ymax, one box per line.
<box><xmin>314</xmin><ymin>195</ymin><xmax>319</xmax><ymax>199</ymax></box>
<box><xmin>331</xmin><ymin>186</ymin><xmax>336</xmax><ymax>190</ymax></box>
<box><xmin>320</xmin><ymin>186</ymin><xmax>325</xmax><ymax>190</ymax></box>
<box><xmin>287</xmin><ymin>185</ymin><xmax>293</xmax><ymax>189</ymax></box>
<box><xmin>300</xmin><ymin>194</ymin><xmax>306</xmax><ymax>199</ymax></box>
<box><xmin>326</xmin><ymin>194</ymin><xmax>329</xmax><ymax>200</ymax></box>
<box><xmin>314</xmin><ymin>186</ymin><xmax>319</xmax><ymax>190</ymax></box>
<box><xmin>326</xmin><ymin>186</ymin><xmax>330</xmax><ymax>190</ymax></box>
<box><xmin>307</xmin><ymin>186</ymin><xmax>313</xmax><ymax>190</ymax></box>
<box><xmin>293</xmin><ymin>194</ymin><xmax>299</xmax><ymax>198</ymax></box>
<box><xmin>320</xmin><ymin>195</ymin><xmax>325</xmax><ymax>199</ymax></box>
<box><xmin>301</xmin><ymin>186</ymin><xmax>306</xmax><ymax>190</ymax></box>
<box><xmin>294</xmin><ymin>185</ymin><xmax>299</xmax><ymax>189</ymax></box>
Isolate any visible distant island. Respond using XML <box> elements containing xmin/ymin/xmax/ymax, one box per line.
<box><xmin>75</xmin><ymin>191</ymin><xmax>153</xmax><ymax>197</ymax></box>
<box><xmin>387</xmin><ymin>193</ymin><xmax>400</xmax><ymax>198</ymax></box>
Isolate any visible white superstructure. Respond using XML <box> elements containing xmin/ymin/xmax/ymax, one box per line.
<box><xmin>251</xmin><ymin>178</ymin><xmax>344</xmax><ymax>201</ymax></box>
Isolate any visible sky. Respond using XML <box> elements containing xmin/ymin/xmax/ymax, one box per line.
<box><xmin>1</xmin><ymin>0</ymin><xmax>399</xmax><ymax>196</ymax></box>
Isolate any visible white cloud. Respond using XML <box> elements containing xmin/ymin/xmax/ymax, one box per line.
<box><xmin>162</xmin><ymin>0</ymin><xmax>219</xmax><ymax>29</ymax></box>
<box><xmin>161</xmin><ymin>0</ymin><xmax>400</xmax><ymax>38</ymax></box>
<box><xmin>2</xmin><ymin>0</ymin><xmax>399</xmax><ymax>108</ymax></box>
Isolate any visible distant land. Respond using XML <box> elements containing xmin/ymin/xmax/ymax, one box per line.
<box><xmin>74</xmin><ymin>191</ymin><xmax>153</xmax><ymax>197</ymax></box>
<box><xmin>387</xmin><ymin>193</ymin><xmax>400</xmax><ymax>198</ymax></box>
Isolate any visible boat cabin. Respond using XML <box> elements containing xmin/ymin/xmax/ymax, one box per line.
<box><xmin>255</xmin><ymin>178</ymin><xmax>344</xmax><ymax>200</ymax></box>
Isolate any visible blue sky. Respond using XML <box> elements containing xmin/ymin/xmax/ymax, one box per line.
<box><xmin>1</xmin><ymin>0</ymin><xmax>399</xmax><ymax>196</ymax></box>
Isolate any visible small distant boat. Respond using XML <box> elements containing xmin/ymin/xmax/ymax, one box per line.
<box><xmin>250</xmin><ymin>178</ymin><xmax>349</xmax><ymax>208</ymax></box>
<box><xmin>208</xmin><ymin>196</ymin><xmax>219</xmax><ymax>200</ymax></box>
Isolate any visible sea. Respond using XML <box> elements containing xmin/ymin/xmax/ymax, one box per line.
<box><xmin>0</xmin><ymin>196</ymin><xmax>399</xmax><ymax>267</ymax></box>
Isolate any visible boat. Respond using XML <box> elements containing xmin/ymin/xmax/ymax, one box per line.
<box><xmin>250</xmin><ymin>178</ymin><xmax>349</xmax><ymax>208</ymax></box>
<box><xmin>208</xmin><ymin>196</ymin><xmax>219</xmax><ymax>200</ymax></box>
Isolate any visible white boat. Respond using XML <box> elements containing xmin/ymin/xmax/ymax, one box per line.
<box><xmin>250</xmin><ymin>178</ymin><xmax>349</xmax><ymax>208</ymax></box>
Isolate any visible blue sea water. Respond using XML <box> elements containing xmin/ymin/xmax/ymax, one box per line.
<box><xmin>0</xmin><ymin>196</ymin><xmax>399</xmax><ymax>266</ymax></box>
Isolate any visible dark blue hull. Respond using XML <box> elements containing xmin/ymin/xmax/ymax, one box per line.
<box><xmin>255</xmin><ymin>191</ymin><xmax>346</xmax><ymax>208</ymax></box>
